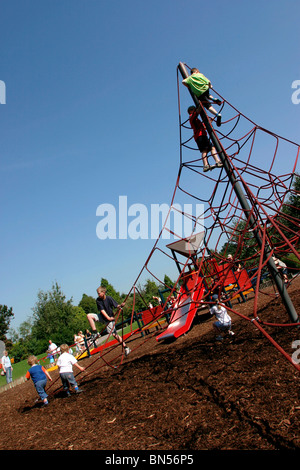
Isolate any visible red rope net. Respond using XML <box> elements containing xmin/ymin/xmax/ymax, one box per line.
<box><xmin>116</xmin><ymin>64</ymin><xmax>300</xmax><ymax>373</ymax></box>
<box><xmin>53</xmin><ymin>65</ymin><xmax>300</xmax><ymax>391</ymax></box>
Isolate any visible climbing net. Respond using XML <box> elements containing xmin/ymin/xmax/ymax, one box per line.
<box><xmin>176</xmin><ymin>64</ymin><xmax>300</xmax><ymax>292</ymax></box>
<box><xmin>117</xmin><ymin>63</ymin><xmax>300</xmax><ymax>373</ymax></box>
<box><xmin>49</xmin><ymin>65</ymin><xmax>300</xmax><ymax>396</ymax></box>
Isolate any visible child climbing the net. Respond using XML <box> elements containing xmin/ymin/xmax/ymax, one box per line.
<box><xmin>183</xmin><ymin>68</ymin><xmax>222</xmax><ymax>126</ymax></box>
<box><xmin>188</xmin><ymin>106</ymin><xmax>223</xmax><ymax>172</ymax></box>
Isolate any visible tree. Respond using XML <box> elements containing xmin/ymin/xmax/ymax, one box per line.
<box><xmin>277</xmin><ymin>173</ymin><xmax>300</xmax><ymax>240</ymax></box>
<box><xmin>0</xmin><ymin>305</ymin><xmax>14</xmax><ymax>341</ymax></box>
<box><xmin>70</xmin><ymin>306</ymin><xmax>90</xmax><ymax>333</ymax></box>
<box><xmin>78</xmin><ymin>294</ymin><xmax>97</xmax><ymax>314</ymax></box>
<box><xmin>144</xmin><ymin>279</ymin><xmax>160</xmax><ymax>303</ymax></box>
<box><xmin>133</xmin><ymin>279</ymin><xmax>163</xmax><ymax>312</ymax></box>
<box><xmin>8</xmin><ymin>341</ymin><xmax>28</xmax><ymax>363</ymax></box>
<box><xmin>219</xmin><ymin>218</ymin><xmax>257</xmax><ymax>266</ymax></box>
<box><xmin>163</xmin><ymin>274</ymin><xmax>175</xmax><ymax>291</ymax></box>
<box><xmin>31</xmin><ymin>282</ymin><xmax>75</xmax><ymax>349</ymax></box>
<box><xmin>18</xmin><ymin>318</ymin><xmax>33</xmax><ymax>340</ymax></box>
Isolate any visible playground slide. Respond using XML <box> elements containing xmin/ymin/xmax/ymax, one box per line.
<box><xmin>156</xmin><ymin>282</ymin><xmax>205</xmax><ymax>342</ymax></box>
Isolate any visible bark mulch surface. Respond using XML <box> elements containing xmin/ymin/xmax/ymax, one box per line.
<box><xmin>0</xmin><ymin>280</ymin><xmax>300</xmax><ymax>452</ymax></box>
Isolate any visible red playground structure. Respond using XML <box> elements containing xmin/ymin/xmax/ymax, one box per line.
<box><xmin>152</xmin><ymin>232</ymin><xmax>255</xmax><ymax>342</ymax></box>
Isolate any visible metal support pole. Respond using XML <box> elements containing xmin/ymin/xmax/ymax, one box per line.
<box><xmin>171</xmin><ymin>249</ymin><xmax>182</xmax><ymax>275</ymax></box>
<box><xmin>133</xmin><ymin>312</ymin><xmax>144</xmax><ymax>337</ymax></box>
<box><xmin>84</xmin><ymin>337</ymin><xmax>91</xmax><ymax>357</ymax></box>
<box><xmin>178</xmin><ymin>62</ymin><xmax>299</xmax><ymax>323</ymax></box>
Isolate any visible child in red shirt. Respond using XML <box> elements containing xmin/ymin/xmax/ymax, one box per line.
<box><xmin>188</xmin><ymin>106</ymin><xmax>223</xmax><ymax>172</ymax></box>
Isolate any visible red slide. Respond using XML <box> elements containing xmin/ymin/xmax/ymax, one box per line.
<box><xmin>156</xmin><ymin>278</ymin><xmax>205</xmax><ymax>342</ymax></box>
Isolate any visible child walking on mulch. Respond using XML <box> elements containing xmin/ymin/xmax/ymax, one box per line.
<box><xmin>25</xmin><ymin>355</ymin><xmax>53</xmax><ymax>407</ymax></box>
<box><xmin>57</xmin><ymin>343</ymin><xmax>85</xmax><ymax>397</ymax></box>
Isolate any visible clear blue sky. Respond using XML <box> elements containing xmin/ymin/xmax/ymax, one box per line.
<box><xmin>1</xmin><ymin>0</ymin><xmax>299</xmax><ymax>330</ymax></box>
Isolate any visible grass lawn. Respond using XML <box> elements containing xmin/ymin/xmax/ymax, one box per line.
<box><xmin>0</xmin><ymin>353</ymin><xmax>52</xmax><ymax>387</ymax></box>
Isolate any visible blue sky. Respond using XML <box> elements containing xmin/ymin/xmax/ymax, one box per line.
<box><xmin>1</xmin><ymin>0</ymin><xmax>299</xmax><ymax>330</ymax></box>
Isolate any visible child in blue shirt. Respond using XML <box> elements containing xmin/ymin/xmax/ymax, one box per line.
<box><xmin>25</xmin><ymin>355</ymin><xmax>53</xmax><ymax>406</ymax></box>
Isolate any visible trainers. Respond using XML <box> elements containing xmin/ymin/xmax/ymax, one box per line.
<box><xmin>91</xmin><ymin>332</ymin><xmax>99</xmax><ymax>341</ymax></box>
<box><xmin>214</xmin><ymin>99</ymin><xmax>222</xmax><ymax>105</ymax></box>
<box><xmin>75</xmin><ymin>388</ymin><xmax>83</xmax><ymax>394</ymax></box>
<box><xmin>216</xmin><ymin>335</ymin><xmax>223</xmax><ymax>341</ymax></box>
<box><xmin>203</xmin><ymin>165</ymin><xmax>210</xmax><ymax>172</ymax></box>
<box><xmin>124</xmin><ymin>347</ymin><xmax>131</xmax><ymax>357</ymax></box>
<box><xmin>216</xmin><ymin>114</ymin><xmax>222</xmax><ymax>127</ymax></box>
<box><xmin>65</xmin><ymin>390</ymin><xmax>71</xmax><ymax>397</ymax></box>
<box><xmin>216</xmin><ymin>161</ymin><xmax>223</xmax><ymax>167</ymax></box>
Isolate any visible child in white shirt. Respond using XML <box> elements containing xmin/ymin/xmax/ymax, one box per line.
<box><xmin>210</xmin><ymin>295</ymin><xmax>235</xmax><ymax>341</ymax></box>
<box><xmin>57</xmin><ymin>344</ymin><xmax>85</xmax><ymax>396</ymax></box>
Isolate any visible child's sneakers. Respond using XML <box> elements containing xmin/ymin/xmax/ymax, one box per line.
<box><xmin>124</xmin><ymin>347</ymin><xmax>131</xmax><ymax>357</ymax></box>
<box><xmin>90</xmin><ymin>331</ymin><xmax>100</xmax><ymax>342</ymax></box>
<box><xmin>209</xmin><ymin>162</ymin><xmax>223</xmax><ymax>171</ymax></box>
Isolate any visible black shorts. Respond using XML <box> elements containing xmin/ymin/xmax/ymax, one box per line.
<box><xmin>196</xmin><ymin>135</ymin><xmax>212</xmax><ymax>152</ymax></box>
<box><xmin>198</xmin><ymin>89</ymin><xmax>211</xmax><ymax>109</ymax></box>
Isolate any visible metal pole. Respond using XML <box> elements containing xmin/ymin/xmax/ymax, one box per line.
<box><xmin>84</xmin><ymin>337</ymin><xmax>91</xmax><ymax>357</ymax></box>
<box><xmin>178</xmin><ymin>62</ymin><xmax>299</xmax><ymax>323</ymax></box>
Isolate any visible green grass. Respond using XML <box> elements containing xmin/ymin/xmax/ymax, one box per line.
<box><xmin>0</xmin><ymin>353</ymin><xmax>53</xmax><ymax>387</ymax></box>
